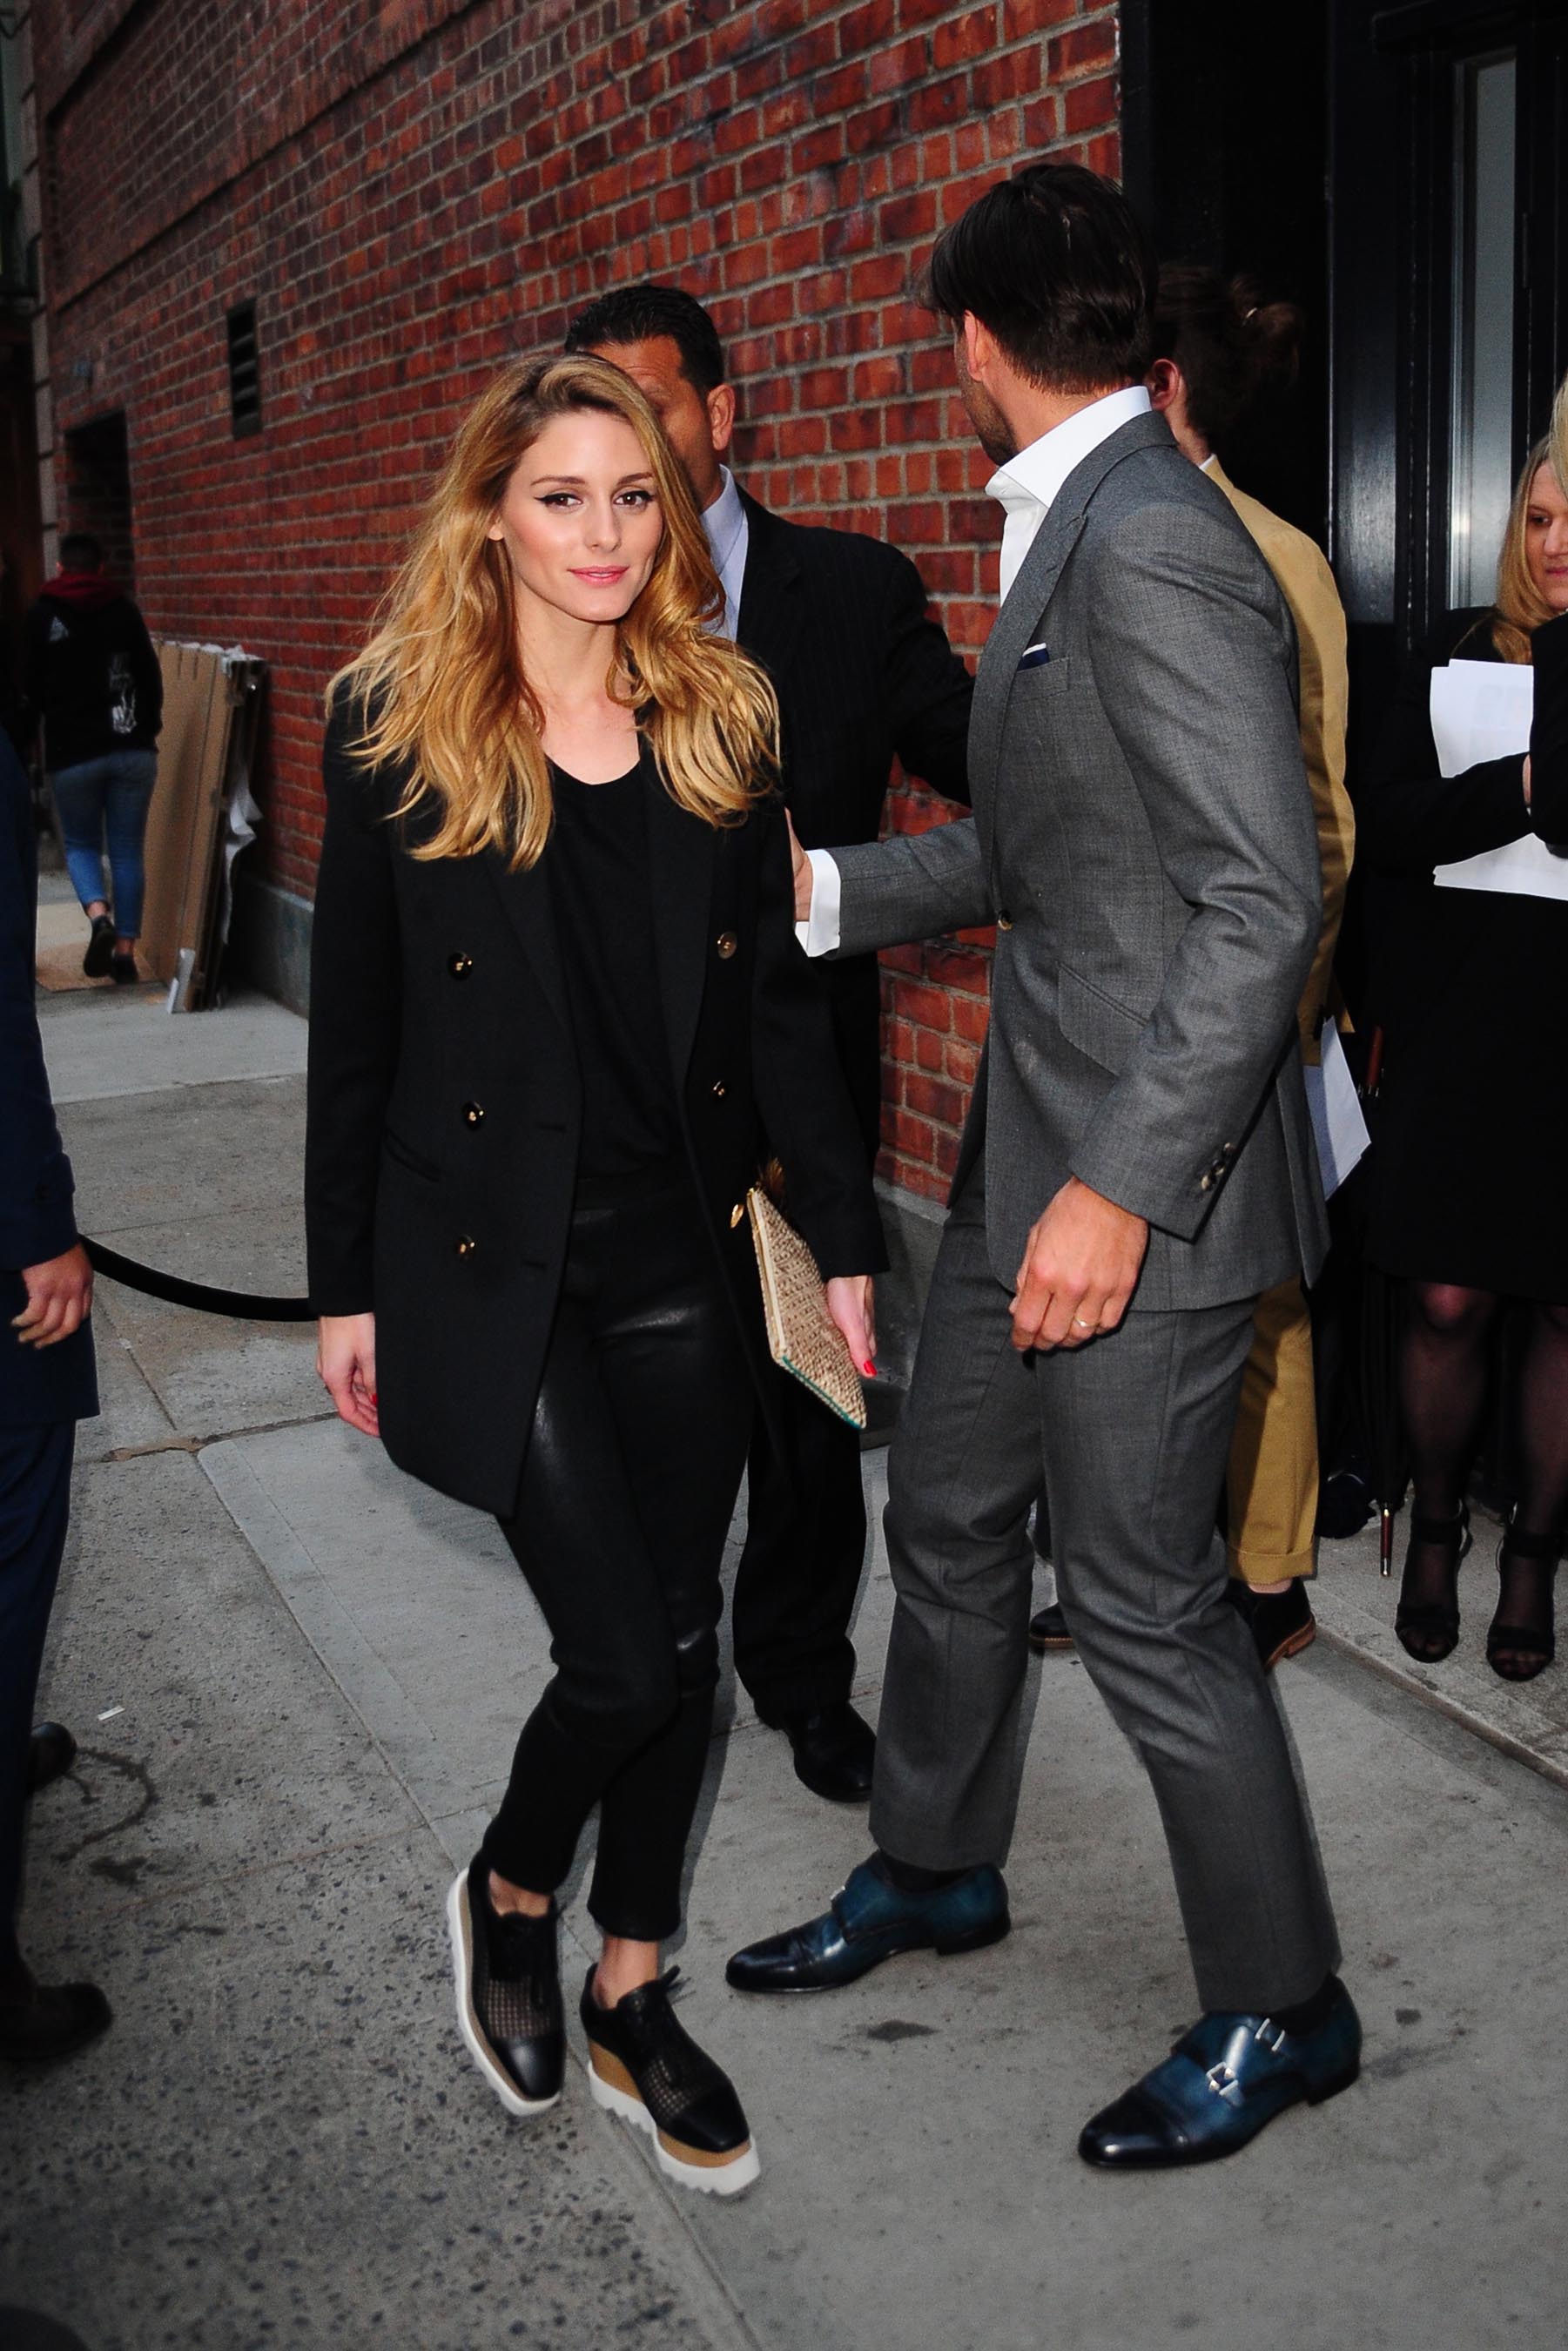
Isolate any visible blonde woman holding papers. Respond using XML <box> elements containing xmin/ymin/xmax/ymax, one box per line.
<box><xmin>1360</xmin><ymin>398</ymin><xmax>1568</xmax><ymax>1681</ymax></box>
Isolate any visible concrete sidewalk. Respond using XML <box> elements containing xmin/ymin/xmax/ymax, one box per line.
<box><xmin>4</xmin><ymin>983</ymin><xmax>1567</xmax><ymax>2350</ymax></box>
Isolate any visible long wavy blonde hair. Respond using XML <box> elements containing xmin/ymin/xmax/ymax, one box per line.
<box><xmin>332</xmin><ymin>352</ymin><xmax>778</xmax><ymax>864</ymax></box>
<box><xmin>1491</xmin><ymin>411</ymin><xmax>1568</xmax><ymax>664</ymax></box>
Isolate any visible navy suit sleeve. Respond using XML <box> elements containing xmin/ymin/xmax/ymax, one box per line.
<box><xmin>1</xmin><ymin>731</ymin><xmax>79</xmax><ymax>1272</ymax></box>
<box><xmin>880</xmin><ymin>548</ymin><xmax>974</xmax><ymax>809</ymax></box>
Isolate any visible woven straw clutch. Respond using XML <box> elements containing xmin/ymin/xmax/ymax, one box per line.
<box><xmin>745</xmin><ymin>1185</ymin><xmax>866</xmax><ymax>1428</ymax></box>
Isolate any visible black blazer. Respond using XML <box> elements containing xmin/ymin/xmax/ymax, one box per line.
<box><xmin>1</xmin><ymin>730</ymin><xmax>97</xmax><ymax>1426</ymax></box>
<box><xmin>304</xmin><ymin>703</ymin><xmax>886</xmax><ymax>1519</ymax></box>
<box><xmin>735</xmin><ymin>492</ymin><xmax>973</xmax><ymax>850</ymax></box>
<box><xmin>1356</xmin><ymin>606</ymin><xmax>1568</xmax><ymax>1043</ymax></box>
<box><xmin>735</xmin><ymin>493</ymin><xmax>974</xmax><ymax>1140</ymax></box>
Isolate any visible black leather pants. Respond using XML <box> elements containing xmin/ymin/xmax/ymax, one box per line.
<box><xmin>480</xmin><ymin>1169</ymin><xmax>751</xmax><ymax>1943</ymax></box>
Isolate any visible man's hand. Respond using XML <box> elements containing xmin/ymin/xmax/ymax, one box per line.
<box><xmin>824</xmin><ymin>1274</ymin><xmax>876</xmax><ymax>1377</ymax></box>
<box><xmin>317</xmin><ymin>1312</ymin><xmax>380</xmax><ymax>1436</ymax></box>
<box><xmin>1010</xmin><ymin>1177</ymin><xmax>1148</xmax><ymax>1353</ymax></box>
<box><xmin>785</xmin><ymin>809</ymin><xmax>813</xmax><ymax>924</ymax></box>
<box><xmin>11</xmin><ymin>1243</ymin><xmax>93</xmax><ymax>1348</ymax></box>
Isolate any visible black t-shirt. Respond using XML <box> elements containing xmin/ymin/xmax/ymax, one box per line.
<box><xmin>546</xmin><ymin>744</ymin><xmax>682</xmax><ymax>1179</ymax></box>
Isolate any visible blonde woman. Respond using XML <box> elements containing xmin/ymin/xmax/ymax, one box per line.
<box><xmin>1360</xmin><ymin>414</ymin><xmax>1568</xmax><ymax>1680</ymax></box>
<box><xmin>305</xmin><ymin>353</ymin><xmax>882</xmax><ymax>2194</ymax></box>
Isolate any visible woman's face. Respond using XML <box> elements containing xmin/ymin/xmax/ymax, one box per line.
<box><xmin>1524</xmin><ymin>463</ymin><xmax>1568</xmax><ymax>614</ymax></box>
<box><xmin>487</xmin><ymin>409</ymin><xmax>663</xmax><ymax>627</ymax></box>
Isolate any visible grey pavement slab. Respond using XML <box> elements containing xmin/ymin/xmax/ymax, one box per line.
<box><xmin>208</xmin><ymin>1415</ymin><xmax>1568</xmax><ymax>2351</ymax></box>
<box><xmin>40</xmin><ymin>988</ymin><xmax>307</xmax><ymax>1106</ymax></box>
<box><xmin>2</xmin><ymin>1380</ymin><xmax>750</xmax><ymax>2351</ymax></box>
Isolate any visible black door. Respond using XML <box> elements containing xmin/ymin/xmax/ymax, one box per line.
<box><xmin>1329</xmin><ymin>0</ymin><xmax>1566</xmax><ymax>728</ymax></box>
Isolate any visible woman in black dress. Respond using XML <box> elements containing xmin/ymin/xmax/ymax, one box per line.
<box><xmin>1359</xmin><ymin>423</ymin><xmax>1568</xmax><ymax>1679</ymax></box>
<box><xmin>306</xmin><ymin>353</ymin><xmax>883</xmax><ymax>2194</ymax></box>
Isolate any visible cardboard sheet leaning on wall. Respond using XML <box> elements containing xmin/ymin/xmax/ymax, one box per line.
<box><xmin>142</xmin><ymin>642</ymin><xmax>266</xmax><ymax>1009</ymax></box>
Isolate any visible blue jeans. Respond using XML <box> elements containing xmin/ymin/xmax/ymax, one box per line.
<box><xmin>50</xmin><ymin>748</ymin><xmax>158</xmax><ymax>939</ymax></box>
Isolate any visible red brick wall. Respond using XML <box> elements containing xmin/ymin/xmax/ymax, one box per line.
<box><xmin>36</xmin><ymin>0</ymin><xmax>1120</xmax><ymax>1200</ymax></box>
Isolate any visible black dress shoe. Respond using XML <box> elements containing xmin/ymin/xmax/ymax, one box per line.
<box><xmin>0</xmin><ymin>1969</ymin><xmax>112</xmax><ymax>2063</ymax></box>
<box><xmin>447</xmin><ymin>1857</ymin><xmax>564</xmax><ymax>2116</ymax></box>
<box><xmin>1027</xmin><ymin>1602</ymin><xmax>1073</xmax><ymax>1652</ymax></box>
<box><xmin>1223</xmin><ymin>1578</ymin><xmax>1317</xmax><ymax>1670</ymax></box>
<box><xmin>82</xmin><ymin>915</ymin><xmax>115</xmax><ymax>979</ymax></box>
<box><xmin>781</xmin><ymin>1701</ymin><xmax>876</xmax><ymax>1802</ymax></box>
<box><xmin>26</xmin><ymin>1722</ymin><xmax>77</xmax><ymax>1795</ymax></box>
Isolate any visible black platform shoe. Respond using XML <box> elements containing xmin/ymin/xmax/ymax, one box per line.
<box><xmin>1394</xmin><ymin>1507</ymin><xmax>1470</xmax><ymax>1664</ymax></box>
<box><xmin>581</xmin><ymin>1968</ymin><xmax>759</xmax><ymax>2196</ymax></box>
<box><xmin>447</xmin><ymin>1858</ymin><xmax>563</xmax><ymax>2117</ymax></box>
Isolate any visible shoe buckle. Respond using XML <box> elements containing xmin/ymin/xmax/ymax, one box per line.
<box><xmin>1204</xmin><ymin>2061</ymin><xmax>1246</xmax><ymax>2109</ymax></box>
<box><xmin>1252</xmin><ymin>2018</ymin><xmax>1289</xmax><ymax>2055</ymax></box>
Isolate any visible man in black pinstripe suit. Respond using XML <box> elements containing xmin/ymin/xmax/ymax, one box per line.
<box><xmin>568</xmin><ymin>285</ymin><xmax>974</xmax><ymax>1803</ymax></box>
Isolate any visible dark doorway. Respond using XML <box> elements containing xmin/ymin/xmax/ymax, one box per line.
<box><xmin>1120</xmin><ymin>0</ymin><xmax>1333</xmax><ymax>544</ymax></box>
<box><xmin>1329</xmin><ymin>0</ymin><xmax>1566</xmax><ymax>724</ymax></box>
<box><xmin>63</xmin><ymin>410</ymin><xmax>136</xmax><ymax>588</ymax></box>
<box><xmin>0</xmin><ymin>329</ymin><xmax>41</xmax><ymax>720</ymax></box>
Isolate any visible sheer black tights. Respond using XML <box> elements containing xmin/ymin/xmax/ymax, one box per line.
<box><xmin>1401</xmin><ymin>1284</ymin><xmax>1568</xmax><ymax>1663</ymax></box>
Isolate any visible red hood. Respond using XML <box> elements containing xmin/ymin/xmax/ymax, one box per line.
<box><xmin>44</xmin><ymin>570</ymin><xmax>124</xmax><ymax>615</ymax></box>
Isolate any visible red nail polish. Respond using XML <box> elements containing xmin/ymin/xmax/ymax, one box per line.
<box><xmin>863</xmin><ymin>1359</ymin><xmax>876</xmax><ymax>1376</ymax></box>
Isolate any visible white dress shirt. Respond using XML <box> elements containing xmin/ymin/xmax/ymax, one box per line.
<box><xmin>700</xmin><ymin>464</ymin><xmax>750</xmax><ymax>641</ymax></box>
<box><xmin>797</xmin><ymin>383</ymin><xmax>1153</xmax><ymax>953</ymax></box>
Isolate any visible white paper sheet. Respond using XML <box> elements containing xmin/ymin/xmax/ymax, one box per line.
<box><xmin>1303</xmin><ymin>1024</ymin><xmax>1369</xmax><ymax>1200</ymax></box>
<box><xmin>1429</xmin><ymin>660</ymin><xmax>1568</xmax><ymax>899</ymax></box>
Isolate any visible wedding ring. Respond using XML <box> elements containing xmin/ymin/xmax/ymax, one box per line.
<box><xmin>1071</xmin><ymin>1315</ymin><xmax>1094</xmax><ymax>1330</ymax></box>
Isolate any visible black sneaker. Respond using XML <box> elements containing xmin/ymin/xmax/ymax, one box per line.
<box><xmin>82</xmin><ymin>915</ymin><xmax>116</xmax><ymax>979</ymax></box>
<box><xmin>447</xmin><ymin>1857</ymin><xmax>563</xmax><ymax>2117</ymax></box>
<box><xmin>581</xmin><ymin>1967</ymin><xmax>759</xmax><ymax>2197</ymax></box>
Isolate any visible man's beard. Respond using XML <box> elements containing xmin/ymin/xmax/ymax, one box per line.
<box><xmin>954</xmin><ymin>344</ymin><xmax>1017</xmax><ymax>466</ymax></box>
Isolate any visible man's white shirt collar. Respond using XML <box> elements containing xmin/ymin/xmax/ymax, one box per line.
<box><xmin>987</xmin><ymin>385</ymin><xmax>1151</xmax><ymax>603</ymax></box>
<box><xmin>701</xmin><ymin>465</ymin><xmax>749</xmax><ymax>638</ymax></box>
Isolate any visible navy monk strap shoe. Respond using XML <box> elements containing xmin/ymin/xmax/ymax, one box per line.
<box><xmin>725</xmin><ymin>1857</ymin><xmax>1010</xmax><ymax>1992</ymax></box>
<box><xmin>1079</xmin><ymin>1980</ymin><xmax>1362</xmax><ymax>2169</ymax></box>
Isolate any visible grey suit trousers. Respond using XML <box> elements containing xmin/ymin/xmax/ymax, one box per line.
<box><xmin>870</xmin><ymin>1171</ymin><xmax>1340</xmax><ymax>2014</ymax></box>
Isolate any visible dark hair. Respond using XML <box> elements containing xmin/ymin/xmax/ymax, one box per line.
<box><xmin>921</xmin><ymin>163</ymin><xmax>1158</xmax><ymax>393</ymax></box>
<box><xmin>1149</xmin><ymin>266</ymin><xmax>1302</xmax><ymax>449</ymax></box>
<box><xmin>564</xmin><ymin>283</ymin><xmax>725</xmax><ymax>396</ymax></box>
<box><xmin>60</xmin><ymin>531</ymin><xmax>104</xmax><ymax>571</ymax></box>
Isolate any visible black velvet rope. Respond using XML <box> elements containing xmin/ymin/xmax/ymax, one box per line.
<box><xmin>83</xmin><ymin>1238</ymin><xmax>315</xmax><ymax>1324</ymax></box>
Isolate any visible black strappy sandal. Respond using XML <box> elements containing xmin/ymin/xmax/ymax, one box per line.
<box><xmin>1394</xmin><ymin>1506</ymin><xmax>1470</xmax><ymax>1664</ymax></box>
<box><xmin>1485</xmin><ymin>1523</ymin><xmax>1559</xmax><ymax>1683</ymax></box>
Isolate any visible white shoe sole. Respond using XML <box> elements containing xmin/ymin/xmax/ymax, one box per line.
<box><xmin>446</xmin><ymin>1870</ymin><xmax>562</xmax><ymax>2120</ymax></box>
<box><xmin>587</xmin><ymin>2054</ymin><xmax>761</xmax><ymax>2197</ymax></box>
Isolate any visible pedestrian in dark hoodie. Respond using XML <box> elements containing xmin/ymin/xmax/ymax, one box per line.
<box><xmin>20</xmin><ymin>534</ymin><xmax>162</xmax><ymax>983</ymax></box>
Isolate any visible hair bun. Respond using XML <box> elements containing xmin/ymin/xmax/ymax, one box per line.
<box><xmin>1229</xmin><ymin>279</ymin><xmax>1303</xmax><ymax>387</ymax></box>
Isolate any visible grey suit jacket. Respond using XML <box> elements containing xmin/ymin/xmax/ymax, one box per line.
<box><xmin>833</xmin><ymin>410</ymin><xmax>1329</xmax><ymax>1313</ymax></box>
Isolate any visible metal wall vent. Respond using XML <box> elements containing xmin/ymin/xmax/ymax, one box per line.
<box><xmin>227</xmin><ymin>301</ymin><xmax>261</xmax><ymax>438</ymax></box>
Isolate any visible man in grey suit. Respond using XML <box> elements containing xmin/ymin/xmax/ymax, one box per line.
<box><xmin>727</xmin><ymin>165</ymin><xmax>1361</xmax><ymax>2168</ymax></box>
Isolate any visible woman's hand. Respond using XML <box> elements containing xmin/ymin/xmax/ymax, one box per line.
<box><xmin>824</xmin><ymin>1275</ymin><xmax>876</xmax><ymax>1377</ymax></box>
<box><xmin>317</xmin><ymin>1312</ymin><xmax>380</xmax><ymax>1436</ymax></box>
